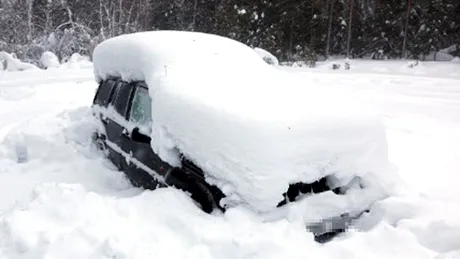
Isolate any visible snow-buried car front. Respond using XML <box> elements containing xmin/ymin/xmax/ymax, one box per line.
<box><xmin>91</xmin><ymin>30</ymin><xmax>397</xmax><ymax>242</ymax></box>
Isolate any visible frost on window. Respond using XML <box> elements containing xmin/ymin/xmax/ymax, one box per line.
<box><xmin>129</xmin><ymin>87</ymin><xmax>152</xmax><ymax>128</ymax></box>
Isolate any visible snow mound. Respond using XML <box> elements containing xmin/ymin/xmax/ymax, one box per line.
<box><xmin>62</xmin><ymin>53</ymin><xmax>93</xmax><ymax>69</ymax></box>
<box><xmin>40</xmin><ymin>51</ymin><xmax>60</xmax><ymax>69</ymax></box>
<box><xmin>0</xmin><ymin>183</ymin><xmax>325</xmax><ymax>258</ymax></box>
<box><xmin>2</xmin><ymin>108</ymin><xmax>93</xmax><ymax>162</ymax></box>
<box><xmin>0</xmin><ymin>51</ymin><xmax>38</xmax><ymax>71</ymax></box>
<box><xmin>0</xmin><ymin>106</ymin><xmax>130</xmax><ymax>211</ymax></box>
<box><xmin>436</xmin><ymin>251</ymin><xmax>460</xmax><ymax>259</ymax></box>
<box><xmin>254</xmin><ymin>47</ymin><xmax>279</xmax><ymax>66</ymax></box>
<box><xmin>93</xmin><ymin>31</ymin><xmax>397</xmax><ymax>213</ymax></box>
<box><xmin>3</xmin><ymin>56</ymin><xmax>460</xmax><ymax>258</ymax></box>
<box><xmin>0</xmin><ymin>182</ymin><xmax>455</xmax><ymax>259</ymax></box>
<box><xmin>356</xmin><ymin>195</ymin><xmax>460</xmax><ymax>254</ymax></box>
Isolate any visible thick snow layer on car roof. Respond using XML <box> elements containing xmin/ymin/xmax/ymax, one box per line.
<box><xmin>93</xmin><ymin>30</ymin><xmax>268</xmax><ymax>83</ymax></box>
<box><xmin>93</xmin><ymin>31</ymin><xmax>397</xmax><ymax>212</ymax></box>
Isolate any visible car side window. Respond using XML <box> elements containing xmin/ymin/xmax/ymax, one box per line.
<box><xmin>94</xmin><ymin>80</ymin><xmax>116</xmax><ymax>106</ymax></box>
<box><xmin>111</xmin><ymin>82</ymin><xmax>134</xmax><ymax>118</ymax></box>
<box><xmin>129</xmin><ymin>86</ymin><xmax>152</xmax><ymax>129</ymax></box>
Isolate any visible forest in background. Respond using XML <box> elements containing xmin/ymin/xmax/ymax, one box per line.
<box><xmin>0</xmin><ymin>0</ymin><xmax>459</xmax><ymax>65</ymax></box>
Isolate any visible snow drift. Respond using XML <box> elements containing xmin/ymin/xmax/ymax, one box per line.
<box><xmin>92</xmin><ymin>31</ymin><xmax>396</xmax><ymax>214</ymax></box>
<box><xmin>3</xmin><ymin>53</ymin><xmax>460</xmax><ymax>258</ymax></box>
<box><xmin>0</xmin><ymin>52</ymin><xmax>37</xmax><ymax>71</ymax></box>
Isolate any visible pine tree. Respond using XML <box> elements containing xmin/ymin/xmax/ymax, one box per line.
<box><xmin>371</xmin><ymin>0</ymin><xmax>405</xmax><ymax>58</ymax></box>
<box><xmin>423</xmin><ymin>0</ymin><xmax>454</xmax><ymax>60</ymax></box>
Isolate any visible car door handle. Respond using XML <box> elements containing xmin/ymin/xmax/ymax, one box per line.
<box><xmin>101</xmin><ymin>116</ymin><xmax>109</xmax><ymax>125</ymax></box>
<box><xmin>122</xmin><ymin>128</ymin><xmax>131</xmax><ymax>139</ymax></box>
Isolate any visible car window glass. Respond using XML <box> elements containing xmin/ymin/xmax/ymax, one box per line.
<box><xmin>112</xmin><ymin>82</ymin><xmax>133</xmax><ymax>117</ymax></box>
<box><xmin>129</xmin><ymin>86</ymin><xmax>152</xmax><ymax>129</ymax></box>
<box><xmin>94</xmin><ymin>80</ymin><xmax>116</xmax><ymax>106</ymax></box>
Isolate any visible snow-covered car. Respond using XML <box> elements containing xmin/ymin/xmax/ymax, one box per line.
<box><xmin>91</xmin><ymin>31</ymin><xmax>395</xmax><ymax>242</ymax></box>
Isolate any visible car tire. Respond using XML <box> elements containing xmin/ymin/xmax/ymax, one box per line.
<box><xmin>92</xmin><ymin>132</ymin><xmax>109</xmax><ymax>157</ymax></box>
<box><xmin>165</xmin><ymin>168</ymin><xmax>222</xmax><ymax>213</ymax></box>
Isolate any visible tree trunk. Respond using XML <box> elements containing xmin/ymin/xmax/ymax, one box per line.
<box><xmin>346</xmin><ymin>0</ymin><xmax>353</xmax><ymax>58</ymax></box>
<box><xmin>192</xmin><ymin>0</ymin><xmax>198</xmax><ymax>31</ymax></box>
<box><xmin>27</xmin><ymin>0</ymin><xmax>33</xmax><ymax>41</ymax></box>
<box><xmin>289</xmin><ymin>20</ymin><xmax>293</xmax><ymax>60</ymax></box>
<box><xmin>402</xmin><ymin>0</ymin><xmax>412</xmax><ymax>59</ymax></box>
<box><xmin>325</xmin><ymin>0</ymin><xmax>333</xmax><ymax>59</ymax></box>
<box><xmin>99</xmin><ymin>0</ymin><xmax>106</xmax><ymax>39</ymax></box>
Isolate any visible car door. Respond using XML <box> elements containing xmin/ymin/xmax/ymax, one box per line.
<box><xmin>122</xmin><ymin>82</ymin><xmax>171</xmax><ymax>189</ymax></box>
<box><xmin>93</xmin><ymin>79</ymin><xmax>124</xmax><ymax>168</ymax></box>
<box><xmin>103</xmin><ymin>80</ymin><xmax>134</xmax><ymax>170</ymax></box>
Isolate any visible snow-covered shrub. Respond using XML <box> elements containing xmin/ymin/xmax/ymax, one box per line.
<box><xmin>305</xmin><ymin>52</ymin><xmax>317</xmax><ymax>68</ymax></box>
<box><xmin>52</xmin><ymin>28</ymin><xmax>93</xmax><ymax>61</ymax></box>
<box><xmin>40</xmin><ymin>51</ymin><xmax>60</xmax><ymax>69</ymax></box>
<box><xmin>70</xmin><ymin>53</ymin><xmax>89</xmax><ymax>63</ymax></box>
<box><xmin>344</xmin><ymin>58</ymin><xmax>351</xmax><ymax>70</ymax></box>
<box><xmin>253</xmin><ymin>47</ymin><xmax>279</xmax><ymax>66</ymax></box>
<box><xmin>370</xmin><ymin>49</ymin><xmax>387</xmax><ymax>60</ymax></box>
<box><xmin>407</xmin><ymin>60</ymin><xmax>420</xmax><ymax>68</ymax></box>
<box><xmin>23</xmin><ymin>44</ymin><xmax>46</xmax><ymax>64</ymax></box>
<box><xmin>0</xmin><ymin>51</ymin><xmax>38</xmax><ymax>71</ymax></box>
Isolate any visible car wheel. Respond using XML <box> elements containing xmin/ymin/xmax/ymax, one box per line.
<box><xmin>165</xmin><ymin>168</ymin><xmax>222</xmax><ymax>214</ymax></box>
<box><xmin>93</xmin><ymin>133</ymin><xmax>109</xmax><ymax>157</ymax></box>
<box><xmin>189</xmin><ymin>180</ymin><xmax>221</xmax><ymax>213</ymax></box>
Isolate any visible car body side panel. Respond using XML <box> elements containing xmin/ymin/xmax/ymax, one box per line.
<box><xmin>103</xmin><ymin>82</ymin><xmax>129</xmax><ymax>170</ymax></box>
<box><xmin>93</xmin><ymin>80</ymin><xmax>123</xmax><ymax>168</ymax></box>
<box><xmin>122</xmin><ymin>83</ymin><xmax>172</xmax><ymax>188</ymax></box>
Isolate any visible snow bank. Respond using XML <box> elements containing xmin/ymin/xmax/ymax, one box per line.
<box><xmin>40</xmin><ymin>51</ymin><xmax>60</xmax><ymax>69</ymax></box>
<box><xmin>93</xmin><ymin>31</ymin><xmax>396</xmax><ymax>213</ymax></box>
<box><xmin>0</xmin><ymin>183</ymin><xmax>445</xmax><ymax>259</ymax></box>
<box><xmin>254</xmin><ymin>47</ymin><xmax>279</xmax><ymax>66</ymax></box>
<box><xmin>297</xmin><ymin>59</ymin><xmax>460</xmax><ymax>80</ymax></box>
<box><xmin>2</xmin><ymin>57</ymin><xmax>460</xmax><ymax>258</ymax></box>
<box><xmin>0</xmin><ymin>184</ymin><xmax>324</xmax><ymax>259</ymax></box>
<box><xmin>62</xmin><ymin>53</ymin><xmax>93</xmax><ymax>69</ymax></box>
<box><xmin>0</xmin><ymin>51</ymin><xmax>37</xmax><ymax>71</ymax></box>
<box><xmin>427</xmin><ymin>52</ymin><xmax>454</xmax><ymax>62</ymax></box>
<box><xmin>0</xmin><ymin>106</ymin><xmax>131</xmax><ymax>212</ymax></box>
<box><xmin>356</xmin><ymin>195</ymin><xmax>460</xmax><ymax>254</ymax></box>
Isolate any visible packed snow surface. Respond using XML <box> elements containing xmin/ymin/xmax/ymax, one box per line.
<box><xmin>1</xmin><ymin>59</ymin><xmax>460</xmax><ymax>258</ymax></box>
<box><xmin>93</xmin><ymin>31</ymin><xmax>396</xmax><ymax>212</ymax></box>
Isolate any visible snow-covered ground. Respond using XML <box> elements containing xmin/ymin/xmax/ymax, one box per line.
<box><xmin>0</xmin><ymin>60</ymin><xmax>459</xmax><ymax>258</ymax></box>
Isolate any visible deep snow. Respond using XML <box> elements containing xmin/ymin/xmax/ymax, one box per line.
<box><xmin>0</xmin><ymin>60</ymin><xmax>459</xmax><ymax>258</ymax></box>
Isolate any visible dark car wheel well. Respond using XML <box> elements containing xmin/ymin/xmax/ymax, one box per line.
<box><xmin>164</xmin><ymin>167</ymin><xmax>224</xmax><ymax>213</ymax></box>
